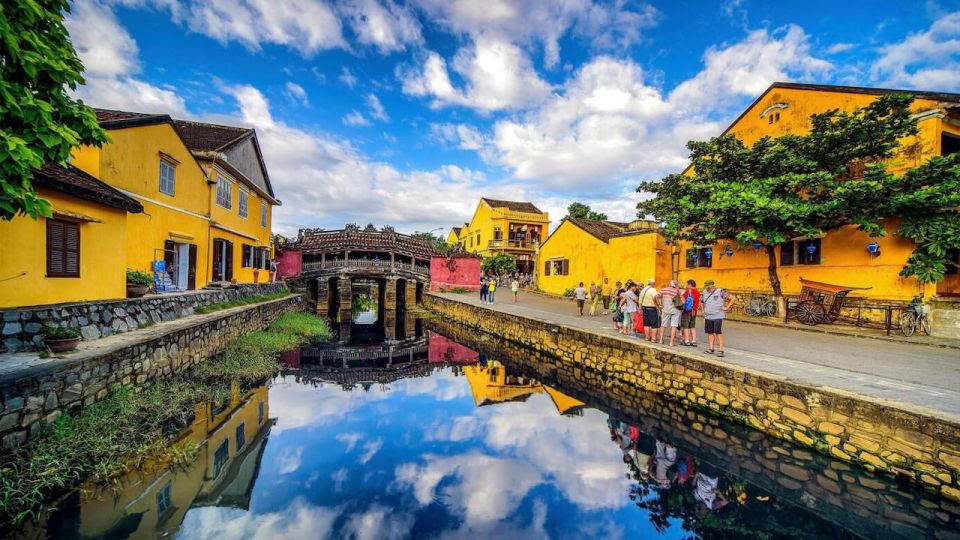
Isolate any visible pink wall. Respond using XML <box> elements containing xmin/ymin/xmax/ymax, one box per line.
<box><xmin>430</xmin><ymin>256</ymin><xmax>481</xmax><ymax>291</ymax></box>
<box><xmin>428</xmin><ymin>332</ymin><xmax>480</xmax><ymax>364</ymax></box>
<box><xmin>276</xmin><ymin>249</ymin><xmax>302</xmax><ymax>279</ymax></box>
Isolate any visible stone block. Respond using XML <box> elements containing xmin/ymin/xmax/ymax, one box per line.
<box><xmin>80</xmin><ymin>325</ymin><xmax>102</xmax><ymax>341</ymax></box>
<box><xmin>2</xmin><ymin>322</ymin><xmax>22</xmax><ymax>335</ymax></box>
<box><xmin>818</xmin><ymin>421</ymin><xmax>844</xmax><ymax>435</ymax></box>
<box><xmin>0</xmin><ymin>413</ymin><xmax>19</xmax><ymax>431</ymax></box>
<box><xmin>4</xmin><ymin>397</ymin><xmax>25</xmax><ymax>412</ymax></box>
<box><xmin>782</xmin><ymin>407</ymin><xmax>812</xmax><ymax>427</ymax></box>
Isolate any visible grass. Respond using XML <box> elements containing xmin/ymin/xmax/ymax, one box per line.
<box><xmin>193</xmin><ymin>291</ymin><xmax>290</xmax><ymax>314</ymax></box>
<box><xmin>0</xmin><ymin>311</ymin><xmax>331</xmax><ymax>530</ymax></box>
<box><xmin>449</xmin><ymin>287</ymin><xmax>470</xmax><ymax>294</ymax></box>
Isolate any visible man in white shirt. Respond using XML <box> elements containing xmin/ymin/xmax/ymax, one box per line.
<box><xmin>573</xmin><ymin>282</ymin><xmax>587</xmax><ymax>316</ymax></box>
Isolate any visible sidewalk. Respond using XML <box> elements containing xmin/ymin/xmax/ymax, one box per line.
<box><xmin>435</xmin><ymin>291</ymin><xmax>960</xmax><ymax>419</ymax></box>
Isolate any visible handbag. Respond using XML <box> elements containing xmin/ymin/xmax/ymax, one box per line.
<box><xmin>612</xmin><ymin>308</ymin><xmax>622</xmax><ymax>322</ymax></box>
<box><xmin>632</xmin><ymin>312</ymin><xmax>645</xmax><ymax>333</ymax></box>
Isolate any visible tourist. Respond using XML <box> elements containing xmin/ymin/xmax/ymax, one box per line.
<box><xmin>701</xmin><ymin>280</ymin><xmax>737</xmax><ymax>357</ymax></box>
<box><xmin>269</xmin><ymin>259</ymin><xmax>278</xmax><ymax>282</ymax></box>
<box><xmin>589</xmin><ymin>281</ymin><xmax>600</xmax><ymax>316</ymax></box>
<box><xmin>574</xmin><ymin>282</ymin><xmax>587</xmax><ymax>316</ymax></box>
<box><xmin>639</xmin><ymin>279</ymin><xmax>659</xmax><ymax>342</ymax></box>
<box><xmin>656</xmin><ymin>280</ymin><xmax>682</xmax><ymax>346</ymax></box>
<box><xmin>620</xmin><ymin>281</ymin><xmax>639</xmax><ymax>335</ymax></box>
<box><xmin>488</xmin><ymin>277</ymin><xmax>497</xmax><ymax>304</ymax></box>
<box><xmin>612</xmin><ymin>280</ymin><xmax>625</xmax><ymax>331</ymax></box>
<box><xmin>511</xmin><ymin>277</ymin><xmax>520</xmax><ymax>302</ymax></box>
<box><xmin>601</xmin><ymin>277</ymin><xmax>612</xmax><ymax>315</ymax></box>
<box><xmin>480</xmin><ymin>278</ymin><xmax>489</xmax><ymax>304</ymax></box>
<box><xmin>653</xmin><ymin>439</ymin><xmax>678</xmax><ymax>487</ymax></box>
<box><xmin>681</xmin><ymin>280</ymin><xmax>700</xmax><ymax>346</ymax></box>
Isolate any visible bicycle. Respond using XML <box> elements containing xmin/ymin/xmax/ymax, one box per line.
<box><xmin>898</xmin><ymin>302</ymin><xmax>931</xmax><ymax>337</ymax></box>
<box><xmin>744</xmin><ymin>294</ymin><xmax>777</xmax><ymax>317</ymax></box>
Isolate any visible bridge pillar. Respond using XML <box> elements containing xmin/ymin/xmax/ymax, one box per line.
<box><xmin>384</xmin><ymin>277</ymin><xmax>398</xmax><ymax>341</ymax></box>
<box><xmin>338</xmin><ymin>277</ymin><xmax>352</xmax><ymax>342</ymax></box>
<box><xmin>405</xmin><ymin>280</ymin><xmax>418</xmax><ymax>308</ymax></box>
<box><xmin>316</xmin><ymin>278</ymin><xmax>330</xmax><ymax>318</ymax></box>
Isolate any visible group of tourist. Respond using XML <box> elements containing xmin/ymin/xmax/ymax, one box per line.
<box><xmin>609</xmin><ymin>416</ymin><xmax>732</xmax><ymax>512</ymax></box>
<box><xmin>480</xmin><ymin>275</ymin><xmax>522</xmax><ymax>304</ymax></box>
<box><xmin>576</xmin><ymin>277</ymin><xmax>736</xmax><ymax>357</ymax></box>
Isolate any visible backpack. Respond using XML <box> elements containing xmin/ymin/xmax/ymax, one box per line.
<box><xmin>683</xmin><ymin>294</ymin><xmax>694</xmax><ymax>312</ymax></box>
<box><xmin>671</xmin><ymin>291</ymin><xmax>684</xmax><ymax>309</ymax></box>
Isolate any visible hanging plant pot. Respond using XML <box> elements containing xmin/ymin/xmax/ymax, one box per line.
<box><xmin>725</xmin><ymin>249</ymin><xmax>734</xmax><ymax>257</ymax></box>
<box><xmin>752</xmin><ymin>241</ymin><xmax>763</xmax><ymax>251</ymax></box>
<box><xmin>806</xmin><ymin>244</ymin><xmax>817</xmax><ymax>255</ymax></box>
<box><xmin>704</xmin><ymin>248</ymin><xmax>713</xmax><ymax>258</ymax></box>
<box><xmin>867</xmin><ymin>242</ymin><xmax>880</xmax><ymax>255</ymax></box>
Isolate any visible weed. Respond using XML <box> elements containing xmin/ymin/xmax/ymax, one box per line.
<box><xmin>193</xmin><ymin>291</ymin><xmax>289</xmax><ymax>315</ymax></box>
<box><xmin>450</xmin><ymin>287</ymin><xmax>470</xmax><ymax>294</ymax></box>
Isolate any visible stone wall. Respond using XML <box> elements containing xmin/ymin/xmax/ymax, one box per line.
<box><xmin>424</xmin><ymin>293</ymin><xmax>960</xmax><ymax>502</ymax></box>
<box><xmin>0</xmin><ymin>294</ymin><xmax>303</xmax><ymax>449</ymax></box>
<box><xmin>427</xmin><ymin>317</ymin><xmax>960</xmax><ymax>539</ymax></box>
<box><xmin>932</xmin><ymin>297</ymin><xmax>960</xmax><ymax>340</ymax></box>
<box><xmin>0</xmin><ymin>283</ymin><xmax>288</xmax><ymax>353</ymax></box>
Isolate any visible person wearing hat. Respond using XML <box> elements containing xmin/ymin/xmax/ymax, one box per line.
<box><xmin>700</xmin><ymin>280</ymin><xmax>737</xmax><ymax>357</ymax></box>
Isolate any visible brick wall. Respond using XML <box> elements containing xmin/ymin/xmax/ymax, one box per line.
<box><xmin>429</xmin><ymin>256</ymin><xmax>481</xmax><ymax>292</ymax></box>
<box><xmin>424</xmin><ymin>293</ymin><xmax>960</xmax><ymax>502</ymax></box>
<box><xmin>0</xmin><ymin>294</ymin><xmax>303</xmax><ymax>449</ymax></box>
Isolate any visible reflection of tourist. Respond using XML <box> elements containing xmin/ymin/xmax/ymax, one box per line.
<box><xmin>653</xmin><ymin>440</ymin><xmax>677</xmax><ymax>487</ymax></box>
<box><xmin>694</xmin><ymin>464</ymin><xmax>730</xmax><ymax>512</ymax></box>
<box><xmin>631</xmin><ymin>430</ymin><xmax>656</xmax><ymax>482</ymax></box>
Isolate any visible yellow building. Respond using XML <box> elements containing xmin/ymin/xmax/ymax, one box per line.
<box><xmin>536</xmin><ymin>217</ymin><xmax>672</xmax><ymax>296</ymax></box>
<box><xmin>0</xmin><ymin>164</ymin><xmax>143</xmax><ymax>308</ymax></box>
<box><xmin>72</xmin><ymin>109</ymin><xmax>280</xmax><ymax>292</ymax></box>
<box><xmin>676</xmin><ymin>82</ymin><xmax>960</xmax><ymax>302</ymax></box>
<box><xmin>450</xmin><ymin>198</ymin><xmax>549</xmax><ymax>274</ymax></box>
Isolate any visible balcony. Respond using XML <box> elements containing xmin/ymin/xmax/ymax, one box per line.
<box><xmin>487</xmin><ymin>240</ymin><xmax>539</xmax><ymax>251</ymax></box>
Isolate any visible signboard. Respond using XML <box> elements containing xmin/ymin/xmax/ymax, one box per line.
<box><xmin>153</xmin><ymin>260</ymin><xmax>167</xmax><ymax>292</ymax></box>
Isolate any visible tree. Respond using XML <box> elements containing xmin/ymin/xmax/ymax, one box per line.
<box><xmin>636</xmin><ymin>94</ymin><xmax>934</xmax><ymax>297</ymax></box>
<box><xmin>567</xmin><ymin>201</ymin><xmax>608</xmax><ymax>221</ymax></box>
<box><xmin>481</xmin><ymin>252</ymin><xmax>517</xmax><ymax>275</ymax></box>
<box><xmin>0</xmin><ymin>0</ymin><xmax>108</xmax><ymax>221</ymax></box>
<box><xmin>412</xmin><ymin>230</ymin><xmax>448</xmax><ymax>251</ymax></box>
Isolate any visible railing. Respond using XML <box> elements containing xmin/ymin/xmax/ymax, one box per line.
<box><xmin>302</xmin><ymin>259</ymin><xmax>430</xmax><ymax>275</ymax></box>
<box><xmin>487</xmin><ymin>240</ymin><xmax>539</xmax><ymax>251</ymax></box>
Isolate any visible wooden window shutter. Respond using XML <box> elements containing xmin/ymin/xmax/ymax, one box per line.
<box><xmin>780</xmin><ymin>243</ymin><xmax>795</xmax><ymax>266</ymax></box>
<box><xmin>188</xmin><ymin>244</ymin><xmax>197</xmax><ymax>289</ymax></box>
<box><xmin>561</xmin><ymin>259</ymin><xmax>569</xmax><ymax>275</ymax></box>
<box><xmin>225</xmin><ymin>240</ymin><xmax>234</xmax><ymax>281</ymax></box>
<box><xmin>47</xmin><ymin>219</ymin><xmax>79</xmax><ymax>277</ymax></box>
<box><xmin>64</xmin><ymin>222</ymin><xmax>79</xmax><ymax>276</ymax></box>
<box><xmin>544</xmin><ymin>260</ymin><xmax>551</xmax><ymax>276</ymax></box>
<box><xmin>212</xmin><ymin>239</ymin><xmax>223</xmax><ymax>281</ymax></box>
<box><xmin>242</xmin><ymin>244</ymin><xmax>252</xmax><ymax>268</ymax></box>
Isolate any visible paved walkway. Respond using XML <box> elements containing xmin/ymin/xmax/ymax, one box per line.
<box><xmin>434</xmin><ymin>291</ymin><xmax>960</xmax><ymax>420</ymax></box>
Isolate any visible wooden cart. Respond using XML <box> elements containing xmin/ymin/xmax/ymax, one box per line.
<box><xmin>788</xmin><ymin>277</ymin><xmax>872</xmax><ymax>326</ymax></box>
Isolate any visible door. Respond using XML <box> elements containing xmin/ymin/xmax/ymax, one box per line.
<box><xmin>224</xmin><ymin>240</ymin><xmax>234</xmax><ymax>281</ymax></box>
<box><xmin>177</xmin><ymin>244</ymin><xmax>190</xmax><ymax>290</ymax></box>
<box><xmin>212</xmin><ymin>239</ymin><xmax>224</xmax><ymax>281</ymax></box>
<box><xmin>164</xmin><ymin>240</ymin><xmax>176</xmax><ymax>287</ymax></box>
<box><xmin>188</xmin><ymin>244</ymin><xmax>197</xmax><ymax>290</ymax></box>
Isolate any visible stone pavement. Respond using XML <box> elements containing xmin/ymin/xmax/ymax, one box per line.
<box><xmin>436</xmin><ymin>291</ymin><xmax>960</xmax><ymax>419</ymax></box>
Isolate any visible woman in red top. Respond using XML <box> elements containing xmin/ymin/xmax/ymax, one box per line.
<box><xmin>681</xmin><ymin>279</ymin><xmax>700</xmax><ymax>346</ymax></box>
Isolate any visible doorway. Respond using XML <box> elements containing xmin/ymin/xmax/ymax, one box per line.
<box><xmin>163</xmin><ymin>240</ymin><xmax>198</xmax><ymax>290</ymax></box>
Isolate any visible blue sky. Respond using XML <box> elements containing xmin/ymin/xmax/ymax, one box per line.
<box><xmin>65</xmin><ymin>0</ymin><xmax>960</xmax><ymax>236</ymax></box>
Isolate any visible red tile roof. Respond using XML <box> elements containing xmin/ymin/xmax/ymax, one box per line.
<box><xmin>481</xmin><ymin>198</ymin><xmax>543</xmax><ymax>214</ymax></box>
<box><xmin>566</xmin><ymin>217</ymin><xmax>627</xmax><ymax>242</ymax></box>
<box><xmin>33</xmin><ymin>164</ymin><xmax>143</xmax><ymax>213</ymax></box>
<box><xmin>172</xmin><ymin>120</ymin><xmax>253</xmax><ymax>152</ymax></box>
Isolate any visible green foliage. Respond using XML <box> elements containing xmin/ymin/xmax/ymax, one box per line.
<box><xmin>481</xmin><ymin>252</ymin><xmax>518</xmax><ymax>275</ymax></box>
<box><xmin>450</xmin><ymin>287</ymin><xmax>470</xmax><ymax>294</ymax></box>
<box><xmin>193</xmin><ymin>291</ymin><xmax>289</xmax><ymax>314</ymax></box>
<box><xmin>0</xmin><ymin>310</ymin><xmax>331</xmax><ymax>527</ymax></box>
<box><xmin>125</xmin><ymin>269</ymin><xmax>152</xmax><ymax>286</ymax></box>
<box><xmin>412</xmin><ymin>230</ymin><xmax>449</xmax><ymax>251</ymax></box>
<box><xmin>567</xmin><ymin>201</ymin><xmax>608</xmax><ymax>221</ymax></box>
<box><xmin>0</xmin><ymin>0</ymin><xmax>108</xmax><ymax>221</ymax></box>
<box><xmin>636</xmin><ymin>94</ymin><xmax>937</xmax><ymax>294</ymax></box>
<box><xmin>41</xmin><ymin>326</ymin><xmax>79</xmax><ymax>339</ymax></box>
<box><xmin>562</xmin><ymin>288</ymin><xmax>575</xmax><ymax>298</ymax></box>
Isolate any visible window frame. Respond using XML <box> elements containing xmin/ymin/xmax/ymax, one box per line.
<box><xmin>46</xmin><ymin>218</ymin><xmax>81</xmax><ymax>278</ymax></box>
<box><xmin>213</xmin><ymin>439</ymin><xmax>229</xmax><ymax>478</ymax></box>
<box><xmin>216</xmin><ymin>176</ymin><xmax>233</xmax><ymax>210</ymax></box>
<box><xmin>235</xmin><ymin>422</ymin><xmax>246</xmax><ymax>450</ymax></box>
<box><xmin>685</xmin><ymin>247</ymin><xmax>713</xmax><ymax>269</ymax></box>
<box><xmin>261</xmin><ymin>201</ymin><xmax>268</xmax><ymax>228</ymax></box>
<box><xmin>238</xmin><ymin>189</ymin><xmax>249</xmax><ymax>218</ymax></box>
<box><xmin>159</xmin><ymin>159</ymin><xmax>176</xmax><ymax>196</ymax></box>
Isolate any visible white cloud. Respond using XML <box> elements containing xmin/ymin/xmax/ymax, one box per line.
<box><xmin>178</xmin><ymin>498</ymin><xmax>339</xmax><ymax>540</ymax></box>
<box><xmin>366</xmin><ymin>93</ymin><xmax>390</xmax><ymax>121</ymax></box>
<box><xmin>870</xmin><ymin>12</ymin><xmax>960</xmax><ymax>90</ymax></box>
<box><xmin>430</xmin><ymin>123</ymin><xmax>487</xmax><ymax>150</ymax></box>
<box><xmin>284</xmin><ymin>82</ymin><xmax>309</xmax><ymax>105</ymax></box>
<box><xmin>401</xmin><ymin>38</ymin><xmax>552</xmax><ymax>111</ymax></box>
<box><xmin>277</xmin><ymin>446</ymin><xmax>304</xmax><ymax>474</ymax></box>
<box><xmin>825</xmin><ymin>42</ymin><xmax>856</xmax><ymax>54</ymax></box>
<box><xmin>342</xmin><ymin>0</ymin><xmax>423</xmax><ymax>53</ymax></box>
<box><xmin>339</xmin><ymin>67</ymin><xmax>359</xmax><ymax>88</ymax></box>
<box><xmin>65</xmin><ymin>0</ymin><xmax>187</xmax><ymax>115</ymax></box>
<box><xmin>343</xmin><ymin>110</ymin><xmax>372</xmax><ymax>126</ymax></box>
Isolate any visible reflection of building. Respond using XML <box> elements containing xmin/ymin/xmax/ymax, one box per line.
<box><xmin>427</xmin><ymin>332</ymin><xmax>480</xmax><ymax>364</ymax></box>
<box><xmin>464</xmin><ymin>360</ymin><xmax>584</xmax><ymax>415</ymax></box>
<box><xmin>44</xmin><ymin>385</ymin><xmax>272</xmax><ymax>538</ymax></box>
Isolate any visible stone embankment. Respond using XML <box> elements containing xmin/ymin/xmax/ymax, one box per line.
<box><xmin>425</xmin><ymin>293</ymin><xmax>960</xmax><ymax>502</ymax></box>
<box><xmin>0</xmin><ymin>294</ymin><xmax>303</xmax><ymax>448</ymax></box>
<box><xmin>1</xmin><ymin>283</ymin><xmax>289</xmax><ymax>352</ymax></box>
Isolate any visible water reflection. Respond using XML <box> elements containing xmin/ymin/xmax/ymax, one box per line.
<box><xmin>27</xmin><ymin>324</ymin><xmax>960</xmax><ymax>540</ymax></box>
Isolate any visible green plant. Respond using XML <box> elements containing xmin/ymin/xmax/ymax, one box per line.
<box><xmin>567</xmin><ymin>201</ymin><xmax>607</xmax><ymax>221</ymax></box>
<box><xmin>562</xmin><ymin>288</ymin><xmax>575</xmax><ymax>298</ymax></box>
<box><xmin>0</xmin><ymin>0</ymin><xmax>109</xmax><ymax>221</ymax></box>
<box><xmin>194</xmin><ymin>291</ymin><xmax>289</xmax><ymax>314</ymax></box>
<box><xmin>42</xmin><ymin>326</ymin><xmax>79</xmax><ymax>339</ymax></box>
<box><xmin>125</xmin><ymin>269</ymin><xmax>153</xmax><ymax>286</ymax></box>
<box><xmin>481</xmin><ymin>252</ymin><xmax>518</xmax><ymax>275</ymax></box>
<box><xmin>450</xmin><ymin>287</ymin><xmax>470</xmax><ymax>294</ymax></box>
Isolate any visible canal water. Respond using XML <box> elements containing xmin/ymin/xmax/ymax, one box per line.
<box><xmin>29</xmin><ymin>313</ymin><xmax>960</xmax><ymax>539</ymax></box>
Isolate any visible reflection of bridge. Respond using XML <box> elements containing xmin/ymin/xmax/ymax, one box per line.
<box><xmin>287</xmin><ymin>224</ymin><xmax>435</xmax><ymax>341</ymax></box>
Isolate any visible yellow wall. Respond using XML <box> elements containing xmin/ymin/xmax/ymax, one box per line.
<box><xmin>454</xmin><ymin>200</ymin><xmax>549</xmax><ymax>273</ymax></box>
<box><xmin>676</xmin><ymin>86</ymin><xmax>956</xmax><ymax>301</ymax></box>
<box><xmin>0</xmin><ymin>188</ymin><xmax>129</xmax><ymax>308</ymax></box>
<box><xmin>536</xmin><ymin>220</ymin><xmax>671</xmax><ymax>296</ymax></box>
<box><xmin>206</xmin><ymin>166</ymin><xmax>274</xmax><ymax>284</ymax></box>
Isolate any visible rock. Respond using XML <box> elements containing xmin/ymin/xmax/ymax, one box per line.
<box><xmin>24</xmin><ymin>322</ymin><xmax>42</xmax><ymax>333</ymax></box>
<box><xmin>25</xmin><ymin>396</ymin><xmax>44</xmax><ymax>411</ymax></box>
<box><xmin>4</xmin><ymin>397</ymin><xmax>24</xmax><ymax>412</ymax></box>
<box><xmin>4</xmin><ymin>337</ymin><xmax>24</xmax><ymax>352</ymax></box>
<box><xmin>44</xmin><ymin>393</ymin><xmax>58</xmax><ymax>409</ymax></box>
<box><xmin>77</xmin><ymin>316</ymin><xmax>88</xmax><ymax>326</ymax></box>
<box><xmin>2</xmin><ymin>323</ymin><xmax>22</xmax><ymax>335</ymax></box>
<box><xmin>2</xmin><ymin>311</ymin><xmax>20</xmax><ymax>322</ymax></box>
<box><xmin>0</xmin><ymin>413</ymin><xmax>19</xmax><ymax>431</ymax></box>
<box><xmin>80</xmin><ymin>325</ymin><xmax>101</xmax><ymax>341</ymax></box>
<box><xmin>102</xmin><ymin>310</ymin><xmax>113</xmax><ymax>324</ymax></box>
<box><xmin>2</xmin><ymin>430</ymin><xmax>27</xmax><ymax>449</ymax></box>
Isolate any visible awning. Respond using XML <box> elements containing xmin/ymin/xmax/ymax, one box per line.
<box><xmin>169</xmin><ymin>231</ymin><xmax>195</xmax><ymax>240</ymax></box>
<box><xmin>53</xmin><ymin>207</ymin><xmax>102</xmax><ymax>223</ymax></box>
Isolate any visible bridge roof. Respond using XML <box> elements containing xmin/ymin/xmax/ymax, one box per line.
<box><xmin>294</xmin><ymin>225</ymin><xmax>437</xmax><ymax>258</ymax></box>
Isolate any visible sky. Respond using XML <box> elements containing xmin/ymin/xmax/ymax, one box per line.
<box><xmin>64</xmin><ymin>0</ymin><xmax>960</xmax><ymax>237</ymax></box>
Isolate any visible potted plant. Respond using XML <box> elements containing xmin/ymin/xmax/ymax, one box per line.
<box><xmin>126</xmin><ymin>269</ymin><xmax>152</xmax><ymax>298</ymax></box>
<box><xmin>43</xmin><ymin>326</ymin><xmax>81</xmax><ymax>353</ymax></box>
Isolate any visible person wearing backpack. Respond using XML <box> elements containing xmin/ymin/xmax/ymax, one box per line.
<box><xmin>681</xmin><ymin>279</ymin><xmax>700</xmax><ymax>346</ymax></box>
<box><xmin>656</xmin><ymin>280</ymin><xmax>683</xmax><ymax>346</ymax></box>
<box><xmin>638</xmin><ymin>279</ymin><xmax>659</xmax><ymax>342</ymax></box>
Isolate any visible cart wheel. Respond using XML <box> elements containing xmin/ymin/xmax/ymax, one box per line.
<box><xmin>794</xmin><ymin>301</ymin><xmax>826</xmax><ymax>325</ymax></box>
<box><xmin>899</xmin><ymin>312</ymin><xmax>916</xmax><ymax>337</ymax></box>
<box><xmin>921</xmin><ymin>314</ymin><xmax>931</xmax><ymax>336</ymax></box>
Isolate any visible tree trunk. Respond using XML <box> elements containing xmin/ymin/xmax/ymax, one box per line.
<box><xmin>766</xmin><ymin>245</ymin><xmax>782</xmax><ymax>297</ymax></box>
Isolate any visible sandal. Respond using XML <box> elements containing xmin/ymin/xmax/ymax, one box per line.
<box><xmin>717</xmin><ymin>351</ymin><xmax>725</xmax><ymax>357</ymax></box>
<box><xmin>705</xmin><ymin>349</ymin><xmax>714</xmax><ymax>354</ymax></box>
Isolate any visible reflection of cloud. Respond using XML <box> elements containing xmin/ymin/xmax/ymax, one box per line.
<box><xmin>331</xmin><ymin>467</ymin><xmax>348</xmax><ymax>492</ymax></box>
<box><xmin>359</xmin><ymin>437</ymin><xmax>384</xmax><ymax>464</ymax></box>
<box><xmin>433</xmin><ymin>499</ymin><xmax>550</xmax><ymax>540</ymax></box>
<box><xmin>342</xmin><ymin>503</ymin><xmax>414</xmax><ymax>540</ymax></box>
<box><xmin>179</xmin><ymin>498</ymin><xmax>339</xmax><ymax>540</ymax></box>
<box><xmin>277</xmin><ymin>446</ymin><xmax>304</xmax><ymax>475</ymax></box>
<box><xmin>336</xmin><ymin>432</ymin><xmax>364</xmax><ymax>451</ymax></box>
<box><xmin>395</xmin><ymin>452</ymin><xmax>543</xmax><ymax>526</ymax></box>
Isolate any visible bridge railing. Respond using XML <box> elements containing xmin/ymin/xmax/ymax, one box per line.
<box><xmin>302</xmin><ymin>259</ymin><xmax>430</xmax><ymax>274</ymax></box>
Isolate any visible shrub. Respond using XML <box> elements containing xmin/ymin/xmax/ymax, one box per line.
<box><xmin>42</xmin><ymin>326</ymin><xmax>79</xmax><ymax>339</ymax></box>
<box><xmin>125</xmin><ymin>269</ymin><xmax>152</xmax><ymax>286</ymax></box>
<box><xmin>562</xmin><ymin>288</ymin><xmax>575</xmax><ymax>298</ymax></box>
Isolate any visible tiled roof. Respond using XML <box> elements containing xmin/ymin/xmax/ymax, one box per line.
<box><xmin>450</xmin><ymin>227</ymin><xmax>462</xmax><ymax>236</ymax></box>
<box><xmin>94</xmin><ymin>108</ymin><xmax>170</xmax><ymax>128</ymax></box>
<box><xmin>172</xmin><ymin>120</ymin><xmax>253</xmax><ymax>152</ymax></box>
<box><xmin>481</xmin><ymin>198</ymin><xmax>543</xmax><ymax>214</ymax></box>
<box><xmin>33</xmin><ymin>164</ymin><xmax>143</xmax><ymax>213</ymax></box>
<box><xmin>567</xmin><ymin>217</ymin><xmax>628</xmax><ymax>242</ymax></box>
<box><xmin>769</xmin><ymin>82</ymin><xmax>960</xmax><ymax>103</ymax></box>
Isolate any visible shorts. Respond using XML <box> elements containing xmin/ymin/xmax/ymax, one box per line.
<box><xmin>642</xmin><ymin>306</ymin><xmax>660</xmax><ymax>327</ymax></box>
<box><xmin>660</xmin><ymin>309</ymin><xmax>681</xmax><ymax>328</ymax></box>
<box><xmin>704</xmin><ymin>318</ymin><xmax>723</xmax><ymax>334</ymax></box>
<box><xmin>681</xmin><ymin>312</ymin><xmax>697</xmax><ymax>329</ymax></box>
<box><xmin>577</xmin><ymin>299</ymin><xmax>585</xmax><ymax>308</ymax></box>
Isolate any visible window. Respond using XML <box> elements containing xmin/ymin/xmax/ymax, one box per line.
<box><xmin>781</xmin><ymin>239</ymin><xmax>822</xmax><ymax>266</ymax></box>
<box><xmin>258</xmin><ymin>401</ymin><xmax>265</xmax><ymax>425</ymax></box>
<box><xmin>242</xmin><ymin>244</ymin><xmax>254</xmax><ymax>267</ymax></box>
<box><xmin>943</xmin><ymin>133</ymin><xmax>960</xmax><ymax>156</ymax></box>
<box><xmin>46</xmin><ymin>219</ymin><xmax>80</xmax><ymax>277</ymax></box>
<box><xmin>946</xmin><ymin>250</ymin><xmax>959</xmax><ymax>275</ymax></box>
<box><xmin>213</xmin><ymin>238</ymin><xmax>234</xmax><ymax>281</ymax></box>
<box><xmin>213</xmin><ymin>439</ymin><xmax>229</xmax><ymax>478</ymax></box>
<box><xmin>494</xmin><ymin>227</ymin><xmax>503</xmax><ymax>241</ymax></box>
<box><xmin>216</xmin><ymin>177</ymin><xmax>232</xmax><ymax>209</ymax></box>
<box><xmin>156</xmin><ymin>482</ymin><xmax>173</xmax><ymax>516</ymax></box>
<box><xmin>545</xmin><ymin>259</ymin><xmax>568</xmax><ymax>276</ymax></box>
<box><xmin>239</xmin><ymin>190</ymin><xmax>249</xmax><ymax>218</ymax></box>
<box><xmin>685</xmin><ymin>247</ymin><xmax>713</xmax><ymax>269</ymax></box>
<box><xmin>159</xmin><ymin>160</ymin><xmax>176</xmax><ymax>196</ymax></box>
<box><xmin>261</xmin><ymin>202</ymin><xmax>268</xmax><ymax>227</ymax></box>
<box><xmin>235</xmin><ymin>422</ymin><xmax>246</xmax><ymax>450</ymax></box>
<box><xmin>768</xmin><ymin>112</ymin><xmax>781</xmax><ymax>124</ymax></box>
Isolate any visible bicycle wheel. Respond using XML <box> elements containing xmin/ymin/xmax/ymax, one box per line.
<box><xmin>899</xmin><ymin>313</ymin><xmax>916</xmax><ymax>337</ymax></box>
<box><xmin>921</xmin><ymin>314</ymin><xmax>931</xmax><ymax>336</ymax></box>
<box><xmin>762</xmin><ymin>301</ymin><xmax>777</xmax><ymax>317</ymax></box>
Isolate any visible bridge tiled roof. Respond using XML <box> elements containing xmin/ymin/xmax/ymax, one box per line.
<box><xmin>295</xmin><ymin>226</ymin><xmax>437</xmax><ymax>258</ymax></box>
